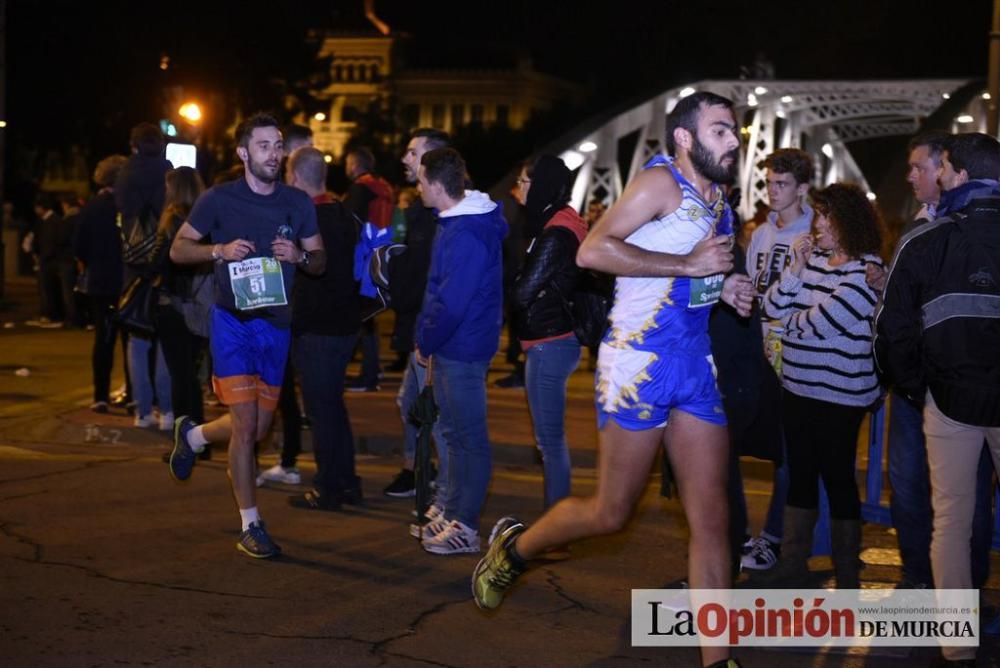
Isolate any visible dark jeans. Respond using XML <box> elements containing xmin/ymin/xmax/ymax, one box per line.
<box><xmin>39</xmin><ymin>259</ymin><xmax>77</xmax><ymax>323</ymax></box>
<box><xmin>119</xmin><ymin>330</ymin><xmax>133</xmax><ymax>402</ymax></box>
<box><xmin>888</xmin><ymin>391</ymin><xmax>994</xmax><ymax>588</ymax></box>
<box><xmin>89</xmin><ymin>295</ymin><xmax>120</xmax><ymax>403</ymax></box>
<box><xmin>153</xmin><ymin>303</ymin><xmax>205</xmax><ymax>423</ymax></box>
<box><xmin>278</xmin><ymin>355</ymin><xmax>302</xmax><ymax>469</ymax></box>
<box><xmin>358</xmin><ymin>319</ymin><xmax>381</xmax><ymax>386</ymax></box>
<box><xmin>292</xmin><ymin>333</ymin><xmax>358</xmax><ymax>498</ymax></box>
<box><xmin>783</xmin><ymin>391</ymin><xmax>865</xmax><ymax>520</ymax></box>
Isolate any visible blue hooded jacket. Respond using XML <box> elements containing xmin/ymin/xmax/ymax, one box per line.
<box><xmin>416</xmin><ymin>191</ymin><xmax>508</xmax><ymax>362</ymax></box>
<box><xmin>936</xmin><ymin>179</ymin><xmax>1000</xmax><ymax>218</ymax></box>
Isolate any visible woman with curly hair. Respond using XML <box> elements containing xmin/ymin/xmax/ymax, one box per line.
<box><xmin>759</xmin><ymin>182</ymin><xmax>883</xmax><ymax>588</ymax></box>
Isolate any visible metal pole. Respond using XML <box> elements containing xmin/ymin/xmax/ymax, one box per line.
<box><xmin>988</xmin><ymin>0</ymin><xmax>1000</xmax><ymax>136</ymax></box>
<box><xmin>0</xmin><ymin>0</ymin><xmax>6</xmax><ymax>297</ymax></box>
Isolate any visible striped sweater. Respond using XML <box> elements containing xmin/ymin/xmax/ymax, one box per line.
<box><xmin>763</xmin><ymin>251</ymin><xmax>882</xmax><ymax>407</ymax></box>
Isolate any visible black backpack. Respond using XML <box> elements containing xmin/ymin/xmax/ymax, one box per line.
<box><xmin>120</xmin><ymin>200</ymin><xmax>159</xmax><ymax>267</ymax></box>
<box><xmin>556</xmin><ymin>269</ymin><xmax>614</xmax><ymax>348</ymax></box>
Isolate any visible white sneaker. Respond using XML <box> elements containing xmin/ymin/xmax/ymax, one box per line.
<box><xmin>740</xmin><ymin>535</ymin><xmax>780</xmax><ymax>571</ymax></box>
<box><xmin>409</xmin><ymin>504</ymin><xmax>446</xmax><ymax>538</ymax></box>
<box><xmin>421</xmin><ymin>520</ymin><xmax>480</xmax><ymax>555</ymax></box>
<box><xmin>158</xmin><ymin>411</ymin><xmax>174</xmax><ymax>431</ymax></box>
<box><xmin>133</xmin><ymin>414</ymin><xmax>155</xmax><ymax>428</ymax></box>
<box><xmin>255</xmin><ymin>464</ymin><xmax>302</xmax><ymax>486</ymax></box>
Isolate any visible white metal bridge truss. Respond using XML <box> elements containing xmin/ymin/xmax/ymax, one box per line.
<box><xmin>558</xmin><ymin>79</ymin><xmax>973</xmax><ymax>220</ymax></box>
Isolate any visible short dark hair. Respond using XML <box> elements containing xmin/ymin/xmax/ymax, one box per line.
<box><xmin>665</xmin><ymin>91</ymin><xmax>734</xmax><ymax>156</ymax></box>
<box><xmin>235</xmin><ymin>112</ymin><xmax>281</xmax><ymax>148</ymax></box>
<box><xmin>34</xmin><ymin>191</ymin><xmax>60</xmax><ymax>213</ymax></box>
<box><xmin>283</xmin><ymin>123</ymin><xmax>313</xmax><ymax>149</ymax></box>
<box><xmin>944</xmin><ymin>132</ymin><xmax>1000</xmax><ymax>181</ymax></box>
<box><xmin>411</xmin><ymin>128</ymin><xmax>451</xmax><ymax>150</ymax></box>
<box><xmin>907</xmin><ymin>131</ymin><xmax>949</xmax><ymax>167</ymax></box>
<box><xmin>347</xmin><ymin>146</ymin><xmax>375</xmax><ymax>173</ymax></box>
<box><xmin>763</xmin><ymin>148</ymin><xmax>814</xmax><ymax>186</ymax></box>
<box><xmin>281</xmin><ymin>123</ymin><xmax>312</xmax><ymax>141</ymax></box>
<box><xmin>59</xmin><ymin>192</ymin><xmax>81</xmax><ymax>209</ymax></box>
<box><xmin>811</xmin><ymin>183</ymin><xmax>882</xmax><ymax>259</ymax></box>
<box><xmin>420</xmin><ymin>148</ymin><xmax>466</xmax><ymax>199</ymax></box>
<box><xmin>130</xmin><ymin>122</ymin><xmax>164</xmax><ymax>156</ymax></box>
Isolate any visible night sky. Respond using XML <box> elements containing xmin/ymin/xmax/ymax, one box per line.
<box><xmin>7</xmin><ymin>0</ymin><xmax>996</xmax><ymax>166</ymax></box>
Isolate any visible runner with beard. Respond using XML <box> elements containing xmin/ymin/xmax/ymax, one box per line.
<box><xmin>473</xmin><ymin>92</ymin><xmax>752</xmax><ymax>668</ymax></box>
<box><xmin>167</xmin><ymin>113</ymin><xmax>325</xmax><ymax>558</ymax></box>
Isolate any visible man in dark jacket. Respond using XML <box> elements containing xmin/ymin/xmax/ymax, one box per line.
<box><xmin>869</xmin><ymin>133</ymin><xmax>994</xmax><ymax>592</ymax></box>
<box><xmin>29</xmin><ymin>191</ymin><xmax>76</xmax><ymax>327</ymax></box>
<box><xmin>284</xmin><ymin>147</ymin><xmax>364</xmax><ymax>511</ymax></box>
<box><xmin>344</xmin><ymin>146</ymin><xmax>394</xmax><ymax>392</ymax></box>
<box><xmin>383</xmin><ymin>128</ymin><xmax>452</xmax><ymax>499</ymax></box>
<box><xmin>874</xmin><ymin>131</ymin><xmax>1000</xmax><ymax>668</ymax></box>
<box><xmin>75</xmin><ymin>155</ymin><xmax>128</xmax><ymax>411</ymax></box>
<box><xmin>115</xmin><ymin>122</ymin><xmax>172</xmax><ymax>229</ymax></box>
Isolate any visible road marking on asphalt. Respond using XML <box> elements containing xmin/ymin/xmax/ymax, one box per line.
<box><xmin>0</xmin><ymin>444</ymin><xmax>131</xmax><ymax>462</ymax></box>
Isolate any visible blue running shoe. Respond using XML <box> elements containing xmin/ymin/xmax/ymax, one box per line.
<box><xmin>237</xmin><ymin>521</ymin><xmax>282</xmax><ymax>558</ymax></box>
<box><xmin>169</xmin><ymin>416</ymin><xmax>198</xmax><ymax>482</ymax></box>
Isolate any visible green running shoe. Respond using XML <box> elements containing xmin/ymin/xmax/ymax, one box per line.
<box><xmin>472</xmin><ymin>516</ymin><xmax>526</xmax><ymax>610</ymax></box>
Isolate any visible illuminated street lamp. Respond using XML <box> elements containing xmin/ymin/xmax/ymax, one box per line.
<box><xmin>314</xmin><ymin>112</ymin><xmax>327</xmax><ymax>122</ymax></box>
<box><xmin>178</xmin><ymin>102</ymin><xmax>203</xmax><ymax>124</ymax></box>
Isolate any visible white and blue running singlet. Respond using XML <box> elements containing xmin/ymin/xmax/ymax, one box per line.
<box><xmin>595</xmin><ymin>154</ymin><xmax>733</xmax><ymax>430</ymax></box>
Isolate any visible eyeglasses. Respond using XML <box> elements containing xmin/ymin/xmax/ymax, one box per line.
<box><xmin>516</xmin><ymin>177</ymin><xmax>531</xmax><ymax>186</ymax></box>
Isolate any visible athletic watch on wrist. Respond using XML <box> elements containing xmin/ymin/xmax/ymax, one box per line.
<box><xmin>211</xmin><ymin>244</ymin><xmax>223</xmax><ymax>261</ymax></box>
<box><xmin>298</xmin><ymin>250</ymin><xmax>311</xmax><ymax>268</ymax></box>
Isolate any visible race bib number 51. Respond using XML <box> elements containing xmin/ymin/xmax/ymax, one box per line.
<box><xmin>229</xmin><ymin>257</ymin><xmax>287</xmax><ymax>310</ymax></box>
<box><xmin>688</xmin><ymin>273</ymin><xmax>724</xmax><ymax>308</ymax></box>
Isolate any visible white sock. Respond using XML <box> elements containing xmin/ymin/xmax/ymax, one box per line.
<box><xmin>239</xmin><ymin>507</ymin><xmax>260</xmax><ymax>531</ymax></box>
<box><xmin>186</xmin><ymin>426</ymin><xmax>208</xmax><ymax>452</ymax></box>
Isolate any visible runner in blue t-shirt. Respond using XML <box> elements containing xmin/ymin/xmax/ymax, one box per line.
<box><xmin>166</xmin><ymin>113</ymin><xmax>325</xmax><ymax>558</ymax></box>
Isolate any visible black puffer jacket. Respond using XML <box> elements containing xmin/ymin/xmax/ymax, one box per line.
<box><xmin>514</xmin><ymin>219</ymin><xmax>582</xmax><ymax>342</ymax></box>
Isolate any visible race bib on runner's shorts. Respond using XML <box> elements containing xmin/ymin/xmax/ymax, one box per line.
<box><xmin>228</xmin><ymin>257</ymin><xmax>287</xmax><ymax>310</ymax></box>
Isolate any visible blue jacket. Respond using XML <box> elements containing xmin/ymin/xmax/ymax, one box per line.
<box><xmin>416</xmin><ymin>191</ymin><xmax>508</xmax><ymax>362</ymax></box>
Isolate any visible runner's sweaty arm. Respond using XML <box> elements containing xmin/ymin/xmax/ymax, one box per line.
<box><xmin>576</xmin><ymin>166</ymin><xmax>751</xmax><ymax>315</ymax></box>
<box><xmin>577</xmin><ymin>167</ymin><xmax>734</xmax><ymax>278</ymax></box>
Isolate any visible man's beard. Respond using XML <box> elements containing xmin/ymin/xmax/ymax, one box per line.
<box><xmin>248</xmin><ymin>156</ymin><xmax>279</xmax><ymax>184</ymax></box>
<box><xmin>691</xmin><ymin>136</ymin><xmax>739</xmax><ymax>185</ymax></box>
